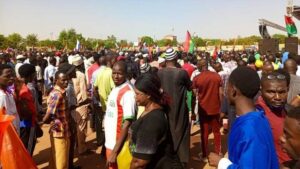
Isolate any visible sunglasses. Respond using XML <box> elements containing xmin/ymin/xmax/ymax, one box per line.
<box><xmin>266</xmin><ymin>74</ymin><xmax>286</xmax><ymax>80</ymax></box>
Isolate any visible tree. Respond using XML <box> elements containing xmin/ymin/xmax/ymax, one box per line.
<box><xmin>0</xmin><ymin>34</ymin><xmax>8</xmax><ymax>49</ymax></box>
<box><xmin>104</xmin><ymin>40</ymin><xmax>116</xmax><ymax>49</ymax></box>
<box><xmin>58</xmin><ymin>28</ymin><xmax>80</xmax><ymax>50</ymax></box>
<box><xmin>26</xmin><ymin>34</ymin><xmax>38</xmax><ymax>48</ymax></box>
<box><xmin>272</xmin><ymin>34</ymin><xmax>287</xmax><ymax>44</ymax></box>
<box><xmin>39</xmin><ymin>39</ymin><xmax>53</xmax><ymax>48</ymax></box>
<box><xmin>104</xmin><ymin>35</ymin><xmax>117</xmax><ymax>49</ymax></box>
<box><xmin>107</xmin><ymin>35</ymin><xmax>117</xmax><ymax>42</ymax></box>
<box><xmin>141</xmin><ymin>36</ymin><xmax>154</xmax><ymax>46</ymax></box>
<box><xmin>84</xmin><ymin>38</ymin><xmax>95</xmax><ymax>50</ymax></box>
<box><xmin>52</xmin><ymin>40</ymin><xmax>64</xmax><ymax>50</ymax></box>
<box><xmin>156</xmin><ymin>39</ymin><xmax>173</xmax><ymax>47</ymax></box>
<box><xmin>119</xmin><ymin>40</ymin><xmax>128</xmax><ymax>48</ymax></box>
<box><xmin>96</xmin><ymin>39</ymin><xmax>105</xmax><ymax>49</ymax></box>
<box><xmin>193</xmin><ymin>36</ymin><xmax>206</xmax><ymax>47</ymax></box>
<box><xmin>7</xmin><ymin>33</ymin><xmax>23</xmax><ymax>49</ymax></box>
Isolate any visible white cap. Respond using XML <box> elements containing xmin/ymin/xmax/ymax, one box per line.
<box><xmin>16</xmin><ymin>55</ymin><xmax>26</xmax><ymax>60</ymax></box>
<box><xmin>72</xmin><ymin>55</ymin><xmax>83</xmax><ymax>66</ymax></box>
<box><xmin>158</xmin><ymin>57</ymin><xmax>166</xmax><ymax>64</ymax></box>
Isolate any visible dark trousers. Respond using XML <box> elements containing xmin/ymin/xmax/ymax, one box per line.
<box><xmin>20</xmin><ymin>127</ymin><xmax>36</xmax><ymax>156</ymax></box>
<box><xmin>68</xmin><ymin>116</ymin><xmax>77</xmax><ymax>169</ymax></box>
<box><xmin>94</xmin><ymin>105</ymin><xmax>105</xmax><ymax>146</ymax></box>
<box><xmin>199</xmin><ymin>114</ymin><xmax>221</xmax><ymax>158</ymax></box>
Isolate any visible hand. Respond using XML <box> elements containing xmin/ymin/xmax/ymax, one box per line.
<box><xmin>208</xmin><ymin>152</ymin><xmax>222</xmax><ymax>167</ymax></box>
<box><xmin>106</xmin><ymin>151</ymin><xmax>118</xmax><ymax>166</ymax></box>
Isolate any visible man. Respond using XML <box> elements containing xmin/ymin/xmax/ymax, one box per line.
<box><xmin>104</xmin><ymin>61</ymin><xmax>136</xmax><ymax>169</ymax></box>
<box><xmin>213</xmin><ymin>62</ymin><xmax>233</xmax><ymax>130</ymax></box>
<box><xmin>58</xmin><ymin>63</ymin><xmax>80</xmax><ymax>169</ymax></box>
<box><xmin>87</xmin><ymin>52</ymin><xmax>100</xmax><ymax>86</ymax></box>
<box><xmin>94</xmin><ymin>54</ymin><xmax>115</xmax><ymax>112</ymax></box>
<box><xmin>90</xmin><ymin>54</ymin><xmax>107</xmax><ymax>146</ymax></box>
<box><xmin>28</xmin><ymin>56</ymin><xmax>43</xmax><ymax>113</ymax></box>
<box><xmin>256</xmin><ymin>70</ymin><xmax>291</xmax><ymax>164</ymax></box>
<box><xmin>42</xmin><ymin>70</ymin><xmax>70</xmax><ymax>169</ymax></box>
<box><xmin>221</xmin><ymin>53</ymin><xmax>237</xmax><ymax>74</ymax></box>
<box><xmin>158</xmin><ymin>48</ymin><xmax>191</xmax><ymax>167</ymax></box>
<box><xmin>0</xmin><ymin>64</ymin><xmax>20</xmax><ymax>134</ymax></box>
<box><xmin>284</xmin><ymin>59</ymin><xmax>300</xmax><ymax>103</ymax></box>
<box><xmin>15</xmin><ymin>54</ymin><xmax>26</xmax><ymax>78</ymax></box>
<box><xmin>192</xmin><ymin>59</ymin><xmax>223</xmax><ymax>161</ymax></box>
<box><xmin>17</xmin><ymin>64</ymin><xmax>38</xmax><ymax>155</ymax></box>
<box><xmin>182</xmin><ymin>55</ymin><xmax>195</xmax><ymax>116</ymax></box>
<box><xmin>44</xmin><ymin>57</ymin><xmax>57</xmax><ymax>94</ymax></box>
<box><xmin>182</xmin><ymin>54</ymin><xmax>195</xmax><ymax>78</ymax></box>
<box><xmin>258</xmin><ymin>61</ymin><xmax>274</xmax><ymax>78</ymax></box>
<box><xmin>280</xmin><ymin>107</ymin><xmax>300</xmax><ymax>169</ymax></box>
<box><xmin>208</xmin><ymin>67</ymin><xmax>279</xmax><ymax>169</ymax></box>
<box><xmin>71</xmin><ymin>55</ymin><xmax>91</xmax><ymax>155</ymax></box>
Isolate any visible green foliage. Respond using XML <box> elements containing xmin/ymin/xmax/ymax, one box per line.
<box><xmin>58</xmin><ymin>28</ymin><xmax>82</xmax><ymax>50</ymax></box>
<box><xmin>104</xmin><ymin>35</ymin><xmax>117</xmax><ymax>49</ymax></box>
<box><xmin>193</xmin><ymin>36</ymin><xmax>206</xmax><ymax>47</ymax></box>
<box><xmin>156</xmin><ymin>39</ymin><xmax>177</xmax><ymax>47</ymax></box>
<box><xmin>0</xmin><ymin>34</ymin><xmax>8</xmax><ymax>49</ymax></box>
<box><xmin>119</xmin><ymin>40</ymin><xmax>128</xmax><ymax>48</ymax></box>
<box><xmin>141</xmin><ymin>36</ymin><xmax>154</xmax><ymax>46</ymax></box>
<box><xmin>1</xmin><ymin>29</ymin><xmax>290</xmax><ymax>51</ymax></box>
<box><xmin>104</xmin><ymin>40</ymin><xmax>116</xmax><ymax>49</ymax></box>
<box><xmin>83</xmin><ymin>38</ymin><xmax>95</xmax><ymax>50</ymax></box>
<box><xmin>272</xmin><ymin>34</ymin><xmax>287</xmax><ymax>44</ymax></box>
<box><xmin>7</xmin><ymin>33</ymin><xmax>23</xmax><ymax>49</ymax></box>
<box><xmin>52</xmin><ymin>41</ymin><xmax>64</xmax><ymax>50</ymax></box>
<box><xmin>26</xmin><ymin>34</ymin><xmax>38</xmax><ymax>48</ymax></box>
<box><xmin>39</xmin><ymin>39</ymin><xmax>53</xmax><ymax>47</ymax></box>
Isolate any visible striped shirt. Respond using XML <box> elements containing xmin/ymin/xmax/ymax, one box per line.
<box><xmin>46</xmin><ymin>86</ymin><xmax>70</xmax><ymax>138</ymax></box>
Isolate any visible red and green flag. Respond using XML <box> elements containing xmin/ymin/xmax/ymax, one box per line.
<box><xmin>184</xmin><ymin>31</ymin><xmax>195</xmax><ymax>53</ymax></box>
<box><xmin>285</xmin><ymin>15</ymin><xmax>297</xmax><ymax>36</ymax></box>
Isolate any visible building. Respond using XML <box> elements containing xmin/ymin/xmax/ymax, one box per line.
<box><xmin>164</xmin><ymin>35</ymin><xmax>177</xmax><ymax>41</ymax></box>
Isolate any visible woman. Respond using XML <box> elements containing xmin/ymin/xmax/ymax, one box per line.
<box><xmin>129</xmin><ymin>73</ymin><xmax>171</xmax><ymax>169</ymax></box>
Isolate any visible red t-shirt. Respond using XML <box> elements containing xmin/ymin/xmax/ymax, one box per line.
<box><xmin>256</xmin><ymin>96</ymin><xmax>291</xmax><ymax>164</ymax></box>
<box><xmin>18</xmin><ymin>84</ymin><xmax>37</xmax><ymax>126</ymax></box>
<box><xmin>182</xmin><ymin>63</ymin><xmax>195</xmax><ymax>78</ymax></box>
<box><xmin>192</xmin><ymin>71</ymin><xmax>222</xmax><ymax>115</ymax></box>
<box><xmin>87</xmin><ymin>63</ymin><xmax>99</xmax><ymax>84</ymax></box>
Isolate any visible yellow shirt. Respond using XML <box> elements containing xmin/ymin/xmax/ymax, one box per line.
<box><xmin>94</xmin><ymin>67</ymin><xmax>115</xmax><ymax>112</ymax></box>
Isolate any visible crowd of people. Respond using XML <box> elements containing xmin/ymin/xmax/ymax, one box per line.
<box><xmin>0</xmin><ymin>47</ymin><xmax>300</xmax><ymax>169</ymax></box>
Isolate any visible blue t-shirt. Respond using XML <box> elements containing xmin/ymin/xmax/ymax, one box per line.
<box><xmin>228</xmin><ymin>111</ymin><xmax>279</xmax><ymax>169</ymax></box>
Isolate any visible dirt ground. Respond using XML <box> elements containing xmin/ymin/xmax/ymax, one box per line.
<box><xmin>33</xmin><ymin>122</ymin><xmax>228</xmax><ymax>169</ymax></box>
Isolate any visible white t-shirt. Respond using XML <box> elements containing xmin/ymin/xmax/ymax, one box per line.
<box><xmin>0</xmin><ymin>90</ymin><xmax>20</xmax><ymax>134</ymax></box>
<box><xmin>15</xmin><ymin>62</ymin><xmax>23</xmax><ymax>78</ymax></box>
<box><xmin>104</xmin><ymin>81</ymin><xmax>136</xmax><ymax>150</ymax></box>
<box><xmin>297</xmin><ymin>66</ymin><xmax>300</xmax><ymax>76</ymax></box>
<box><xmin>35</xmin><ymin>65</ymin><xmax>43</xmax><ymax>81</ymax></box>
<box><xmin>44</xmin><ymin>64</ymin><xmax>57</xmax><ymax>89</ymax></box>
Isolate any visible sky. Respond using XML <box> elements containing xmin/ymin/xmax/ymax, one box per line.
<box><xmin>0</xmin><ymin>0</ymin><xmax>296</xmax><ymax>42</ymax></box>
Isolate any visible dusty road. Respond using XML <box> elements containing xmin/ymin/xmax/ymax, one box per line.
<box><xmin>33</xmin><ymin>122</ymin><xmax>227</xmax><ymax>169</ymax></box>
